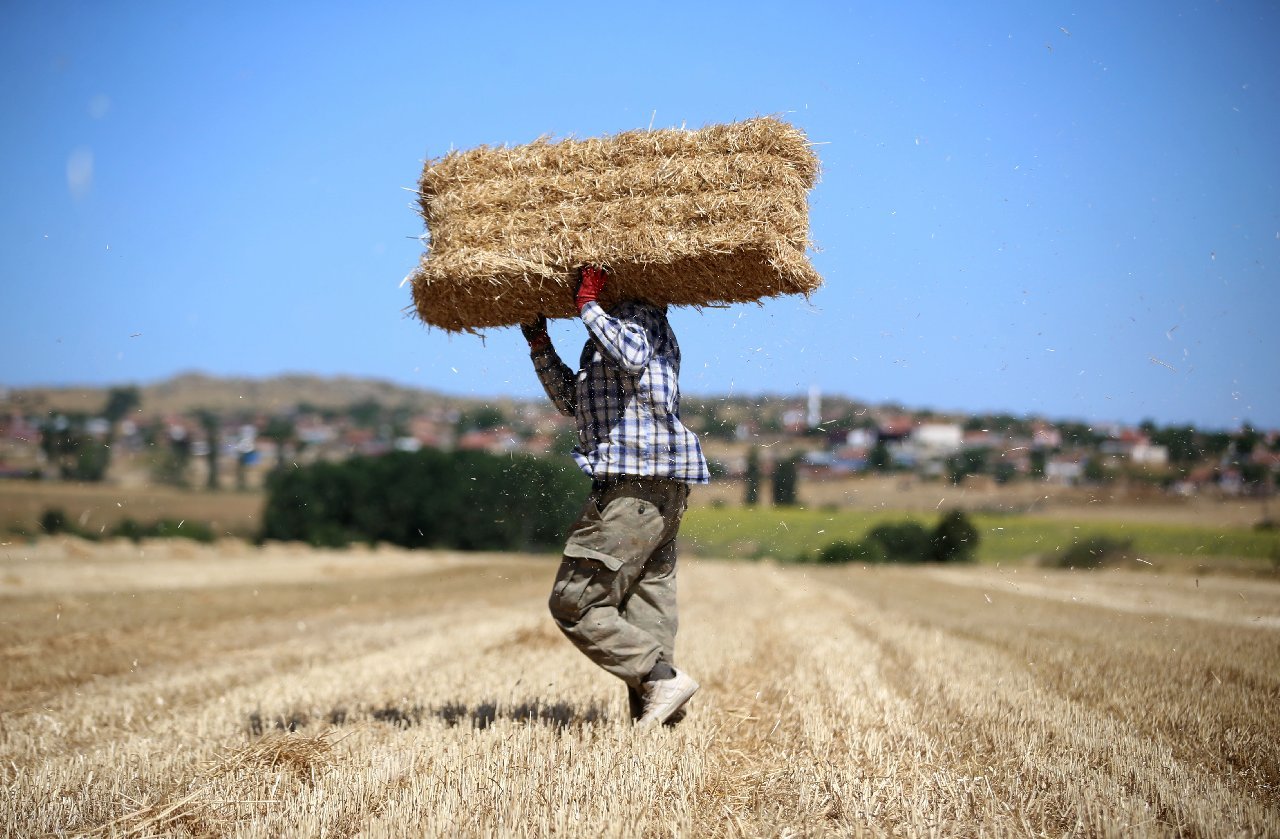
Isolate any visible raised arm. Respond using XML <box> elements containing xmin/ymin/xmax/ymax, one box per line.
<box><xmin>575</xmin><ymin>266</ymin><xmax>652</xmax><ymax>374</ymax></box>
<box><xmin>522</xmin><ymin>316</ymin><xmax>577</xmax><ymax>416</ymax></box>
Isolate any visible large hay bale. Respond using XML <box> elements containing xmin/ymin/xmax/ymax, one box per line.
<box><xmin>406</xmin><ymin>117</ymin><xmax>822</xmax><ymax>331</ymax></box>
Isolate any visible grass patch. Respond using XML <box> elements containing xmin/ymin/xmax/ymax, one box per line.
<box><xmin>30</xmin><ymin>506</ymin><xmax>217</xmax><ymax>544</ymax></box>
<box><xmin>680</xmin><ymin>506</ymin><xmax>1280</xmax><ymax>566</ymax></box>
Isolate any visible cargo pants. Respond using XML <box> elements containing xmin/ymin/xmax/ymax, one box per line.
<box><xmin>548</xmin><ymin>477</ymin><xmax>689</xmax><ymax>689</ymax></box>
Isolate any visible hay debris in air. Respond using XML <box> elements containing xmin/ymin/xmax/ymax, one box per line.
<box><xmin>406</xmin><ymin>117</ymin><xmax>822</xmax><ymax>331</ymax></box>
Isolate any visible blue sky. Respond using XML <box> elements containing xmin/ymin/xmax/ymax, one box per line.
<box><xmin>2</xmin><ymin>1</ymin><xmax>1277</xmax><ymax>430</ymax></box>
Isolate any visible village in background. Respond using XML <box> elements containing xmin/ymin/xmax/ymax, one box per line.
<box><xmin>2</xmin><ymin>372</ymin><xmax>1276</xmax><ymax>509</ymax></box>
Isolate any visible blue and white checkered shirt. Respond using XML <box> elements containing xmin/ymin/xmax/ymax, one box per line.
<box><xmin>532</xmin><ymin>301</ymin><xmax>710</xmax><ymax>484</ymax></box>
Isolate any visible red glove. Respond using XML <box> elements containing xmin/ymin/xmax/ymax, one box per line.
<box><xmin>575</xmin><ymin>266</ymin><xmax>608</xmax><ymax>312</ymax></box>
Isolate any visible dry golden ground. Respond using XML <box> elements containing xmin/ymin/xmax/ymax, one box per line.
<box><xmin>0</xmin><ymin>480</ymin><xmax>265</xmax><ymax>538</ymax></box>
<box><xmin>2</xmin><ymin>539</ymin><xmax>1278</xmax><ymax>837</ymax></box>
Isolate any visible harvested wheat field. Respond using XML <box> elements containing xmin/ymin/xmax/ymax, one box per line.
<box><xmin>2</xmin><ymin>538</ymin><xmax>1278</xmax><ymax>837</ymax></box>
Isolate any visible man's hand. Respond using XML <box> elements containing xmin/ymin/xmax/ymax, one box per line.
<box><xmin>520</xmin><ymin>315</ymin><xmax>551</xmax><ymax>351</ymax></box>
<box><xmin>575</xmin><ymin>265</ymin><xmax>609</xmax><ymax>312</ymax></box>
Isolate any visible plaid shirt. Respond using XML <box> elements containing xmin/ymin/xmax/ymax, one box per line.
<box><xmin>532</xmin><ymin>301</ymin><xmax>709</xmax><ymax>484</ymax></box>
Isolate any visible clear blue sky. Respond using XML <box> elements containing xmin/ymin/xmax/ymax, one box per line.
<box><xmin>3</xmin><ymin>1</ymin><xmax>1277</xmax><ymax>430</ymax></box>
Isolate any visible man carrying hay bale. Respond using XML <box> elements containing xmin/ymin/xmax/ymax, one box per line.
<box><xmin>522</xmin><ymin>265</ymin><xmax>708</xmax><ymax>730</ymax></box>
<box><xmin>406</xmin><ymin>116</ymin><xmax>823</xmax><ymax>726</ymax></box>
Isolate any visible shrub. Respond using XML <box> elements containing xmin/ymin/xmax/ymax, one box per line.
<box><xmin>150</xmin><ymin>518</ymin><xmax>217</xmax><ymax>544</ymax></box>
<box><xmin>111</xmin><ymin>518</ymin><xmax>148</xmax><ymax>543</ymax></box>
<box><xmin>802</xmin><ymin>512</ymin><xmax>978</xmax><ymax>566</ymax></box>
<box><xmin>930</xmin><ymin>510</ymin><xmax>979</xmax><ymax>563</ymax></box>
<box><xmin>40</xmin><ymin>508</ymin><xmax>68</xmax><ymax>535</ymax></box>
<box><xmin>1043</xmin><ymin>535</ymin><xmax>1134</xmax><ymax>569</ymax></box>
<box><xmin>866</xmin><ymin>521</ymin><xmax>933</xmax><ymax>563</ymax></box>
<box><xmin>109</xmin><ymin>517</ymin><xmax>217</xmax><ymax>544</ymax></box>
<box><xmin>816</xmin><ymin>539</ymin><xmax>886</xmax><ymax>565</ymax></box>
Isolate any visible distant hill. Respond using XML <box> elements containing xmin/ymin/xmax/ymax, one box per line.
<box><xmin>0</xmin><ymin>372</ymin><xmax>482</xmax><ymax>416</ymax></box>
<box><xmin>1</xmin><ymin>372</ymin><xmax>994</xmax><ymax>427</ymax></box>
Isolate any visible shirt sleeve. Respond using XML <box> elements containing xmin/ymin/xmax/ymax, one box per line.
<box><xmin>580</xmin><ymin>302</ymin><xmax>653</xmax><ymax>374</ymax></box>
<box><xmin>531</xmin><ymin>345</ymin><xmax>577</xmax><ymax>417</ymax></box>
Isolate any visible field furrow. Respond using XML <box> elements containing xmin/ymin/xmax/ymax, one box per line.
<box><xmin>2</xmin><ymin>541</ymin><xmax>1277</xmax><ymax>837</ymax></box>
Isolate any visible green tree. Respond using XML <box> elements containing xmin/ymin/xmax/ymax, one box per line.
<box><xmin>1236</xmin><ymin>423</ymin><xmax>1260</xmax><ymax>458</ymax></box>
<box><xmin>1150</xmin><ymin>425</ymin><xmax>1198</xmax><ymax>463</ymax></box>
<box><xmin>993</xmin><ymin>461</ymin><xmax>1018</xmax><ymax>485</ymax></box>
<box><xmin>102</xmin><ymin>386</ymin><xmax>141</xmax><ymax>428</ymax></box>
<box><xmin>743</xmin><ymin>448</ymin><xmax>761</xmax><ymax>506</ymax></box>
<box><xmin>260</xmin><ymin>449</ymin><xmax>584</xmax><ymax>551</ymax></box>
<box><xmin>1059</xmin><ymin>422</ymin><xmax>1102</xmax><ymax>448</ymax></box>
<box><xmin>261</xmin><ymin>416</ymin><xmax>296</xmax><ymax>472</ymax></box>
<box><xmin>1029</xmin><ymin>449</ymin><xmax>1047</xmax><ymax>479</ymax></box>
<box><xmin>152</xmin><ymin>426</ymin><xmax>192</xmax><ymax>487</ymax></box>
<box><xmin>771</xmin><ymin>457</ymin><xmax>799</xmax><ymax>507</ymax></box>
<box><xmin>1240</xmin><ymin>462</ymin><xmax>1269</xmax><ymax>489</ymax></box>
<box><xmin>1084</xmin><ymin>456</ymin><xmax>1114</xmax><ymax>484</ymax></box>
<box><xmin>930</xmin><ymin>510</ymin><xmax>979</xmax><ymax>562</ymax></box>
<box><xmin>1201</xmin><ymin>432</ymin><xmax>1233</xmax><ymax>459</ymax></box>
<box><xmin>72</xmin><ymin>439</ymin><xmax>111</xmax><ymax>482</ymax></box>
<box><xmin>946</xmin><ymin>449</ymin><xmax>987</xmax><ymax>486</ymax></box>
<box><xmin>195</xmin><ymin>410</ymin><xmax>221</xmax><ymax>491</ymax></box>
<box><xmin>868</xmin><ymin>439</ymin><xmax>891</xmax><ymax>472</ymax></box>
<box><xmin>39</xmin><ymin>415</ymin><xmax>110</xmax><ymax>482</ymax></box>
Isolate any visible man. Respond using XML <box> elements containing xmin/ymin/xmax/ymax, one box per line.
<box><xmin>520</xmin><ymin>266</ymin><xmax>709</xmax><ymax>729</ymax></box>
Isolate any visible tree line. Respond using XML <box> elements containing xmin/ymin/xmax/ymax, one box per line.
<box><xmin>260</xmin><ymin>448</ymin><xmax>586</xmax><ymax>551</ymax></box>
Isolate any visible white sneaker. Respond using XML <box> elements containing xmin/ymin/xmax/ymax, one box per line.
<box><xmin>635</xmin><ymin>668</ymin><xmax>699</xmax><ymax>730</ymax></box>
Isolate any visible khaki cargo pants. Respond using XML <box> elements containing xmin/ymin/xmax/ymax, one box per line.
<box><xmin>548</xmin><ymin>477</ymin><xmax>689</xmax><ymax>688</ymax></box>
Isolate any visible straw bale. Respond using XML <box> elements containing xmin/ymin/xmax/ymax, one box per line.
<box><xmin>406</xmin><ymin>117</ymin><xmax>822</xmax><ymax>331</ymax></box>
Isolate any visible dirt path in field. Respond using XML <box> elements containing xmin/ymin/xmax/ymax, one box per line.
<box><xmin>2</xmin><ymin>540</ymin><xmax>1277</xmax><ymax>837</ymax></box>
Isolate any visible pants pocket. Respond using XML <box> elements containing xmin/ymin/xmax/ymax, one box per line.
<box><xmin>550</xmin><ymin>556</ymin><xmax>619</xmax><ymax>623</ymax></box>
